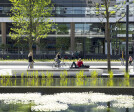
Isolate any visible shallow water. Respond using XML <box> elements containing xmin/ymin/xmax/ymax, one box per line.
<box><xmin>0</xmin><ymin>92</ymin><xmax>134</xmax><ymax>112</ymax></box>
<box><xmin>0</xmin><ymin>78</ymin><xmax>133</xmax><ymax>87</ymax></box>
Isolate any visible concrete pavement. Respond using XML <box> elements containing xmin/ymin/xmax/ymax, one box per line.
<box><xmin>0</xmin><ymin>61</ymin><xmax>133</xmax><ymax>76</ymax></box>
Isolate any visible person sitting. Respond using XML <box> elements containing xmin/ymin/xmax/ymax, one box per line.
<box><xmin>70</xmin><ymin>58</ymin><xmax>89</xmax><ymax>68</ymax></box>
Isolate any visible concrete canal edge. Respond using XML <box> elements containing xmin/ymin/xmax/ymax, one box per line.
<box><xmin>12</xmin><ymin>68</ymin><xmax>103</xmax><ymax>76</ymax></box>
<box><xmin>0</xmin><ymin>86</ymin><xmax>134</xmax><ymax>95</ymax></box>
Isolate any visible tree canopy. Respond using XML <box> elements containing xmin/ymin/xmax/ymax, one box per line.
<box><xmin>87</xmin><ymin>0</ymin><xmax>127</xmax><ymax>72</ymax></box>
<box><xmin>9</xmin><ymin>0</ymin><xmax>56</xmax><ymax>51</ymax></box>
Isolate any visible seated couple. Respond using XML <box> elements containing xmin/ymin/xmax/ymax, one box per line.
<box><xmin>70</xmin><ymin>58</ymin><xmax>89</xmax><ymax>68</ymax></box>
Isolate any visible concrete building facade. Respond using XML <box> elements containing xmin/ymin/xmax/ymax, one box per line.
<box><xmin>0</xmin><ymin>0</ymin><xmax>134</xmax><ymax>59</ymax></box>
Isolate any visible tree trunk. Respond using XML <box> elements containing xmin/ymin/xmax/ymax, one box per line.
<box><xmin>29</xmin><ymin>0</ymin><xmax>33</xmax><ymax>52</ymax></box>
<box><xmin>105</xmin><ymin>0</ymin><xmax>111</xmax><ymax>72</ymax></box>
<box><xmin>106</xmin><ymin>22</ymin><xmax>111</xmax><ymax>72</ymax></box>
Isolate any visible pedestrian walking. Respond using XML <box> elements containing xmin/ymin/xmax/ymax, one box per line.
<box><xmin>120</xmin><ymin>50</ymin><xmax>124</xmax><ymax>66</ymax></box>
<box><xmin>129</xmin><ymin>56</ymin><xmax>133</xmax><ymax>66</ymax></box>
<box><xmin>28</xmin><ymin>51</ymin><xmax>34</xmax><ymax>69</ymax></box>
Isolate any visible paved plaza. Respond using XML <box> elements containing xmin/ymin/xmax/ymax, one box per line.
<box><xmin>0</xmin><ymin>61</ymin><xmax>133</xmax><ymax>76</ymax></box>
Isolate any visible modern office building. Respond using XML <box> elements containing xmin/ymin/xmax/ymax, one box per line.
<box><xmin>0</xmin><ymin>0</ymin><xmax>134</xmax><ymax>58</ymax></box>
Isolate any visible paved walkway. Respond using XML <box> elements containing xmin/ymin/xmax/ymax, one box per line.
<box><xmin>0</xmin><ymin>61</ymin><xmax>133</xmax><ymax>76</ymax></box>
<box><xmin>0</xmin><ymin>61</ymin><xmax>128</xmax><ymax>66</ymax></box>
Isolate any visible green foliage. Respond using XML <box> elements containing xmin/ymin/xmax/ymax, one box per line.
<box><xmin>124</xmin><ymin>72</ymin><xmax>130</xmax><ymax>86</ymax></box>
<box><xmin>108</xmin><ymin>71</ymin><xmax>113</xmax><ymax>78</ymax></box>
<box><xmin>57</xmin><ymin>24</ymin><xmax>69</xmax><ymax>34</ymax></box>
<box><xmin>60</xmin><ymin>70</ymin><xmax>68</xmax><ymax>79</ymax></box>
<box><xmin>35</xmin><ymin>71</ymin><xmax>39</xmax><ymax>78</ymax></box>
<box><xmin>46</xmin><ymin>71</ymin><xmax>53</xmax><ymax>79</ymax></box>
<box><xmin>0</xmin><ymin>44</ymin><xmax>10</xmax><ymax>51</ymax></box>
<box><xmin>60</xmin><ymin>78</ymin><xmax>68</xmax><ymax>86</ymax></box>
<box><xmin>123</xmin><ymin>78</ymin><xmax>129</xmax><ymax>86</ymax></box>
<box><xmin>31</xmin><ymin>78</ymin><xmax>35</xmax><ymax>86</ymax></box>
<box><xmin>76</xmin><ymin>71</ymin><xmax>86</xmax><ymax>78</ymax></box>
<box><xmin>0</xmin><ymin>59</ymin><xmax>121</xmax><ymax>62</ymax></box>
<box><xmin>107</xmin><ymin>79</ymin><xmax>114</xmax><ymax>86</ymax></box>
<box><xmin>46</xmin><ymin>78</ymin><xmax>53</xmax><ymax>86</ymax></box>
<box><xmin>124</xmin><ymin>72</ymin><xmax>130</xmax><ymax>79</ymax></box>
<box><xmin>14</xmin><ymin>79</ymin><xmax>17</xmax><ymax>86</ymax></box>
<box><xmin>46</xmin><ymin>71</ymin><xmax>53</xmax><ymax>86</ymax></box>
<box><xmin>76</xmin><ymin>78</ymin><xmax>84</xmax><ymax>86</ymax></box>
<box><xmin>91</xmin><ymin>70</ymin><xmax>98</xmax><ymax>78</ymax></box>
<box><xmin>75</xmin><ymin>71</ymin><xmax>87</xmax><ymax>86</ymax></box>
<box><xmin>100</xmin><ymin>78</ymin><xmax>104</xmax><ymax>86</ymax></box>
<box><xmin>0</xmin><ymin>71</ymin><xmax>134</xmax><ymax>87</ymax></box>
<box><xmin>9</xmin><ymin>0</ymin><xmax>56</xmax><ymax>51</ymax></box>
<box><xmin>60</xmin><ymin>71</ymin><xmax>68</xmax><ymax>86</ymax></box>
<box><xmin>21</xmin><ymin>72</ymin><xmax>24</xmax><ymax>78</ymax></box>
<box><xmin>90</xmin><ymin>71</ymin><xmax>98</xmax><ymax>86</ymax></box>
<box><xmin>107</xmin><ymin>71</ymin><xmax>114</xmax><ymax>86</ymax></box>
<box><xmin>26</xmin><ymin>72</ymin><xmax>29</xmax><ymax>78</ymax></box>
<box><xmin>90</xmin><ymin>78</ymin><xmax>98</xmax><ymax>86</ymax></box>
<box><xmin>41</xmin><ymin>72</ymin><xmax>45</xmax><ymax>86</ymax></box>
<box><xmin>56</xmin><ymin>37</ymin><xmax>70</xmax><ymax>51</ymax></box>
<box><xmin>14</xmin><ymin>72</ymin><xmax>17</xmax><ymax>78</ymax></box>
<box><xmin>41</xmin><ymin>72</ymin><xmax>45</xmax><ymax>79</ymax></box>
<box><xmin>21</xmin><ymin>78</ymin><xmax>24</xmax><ymax>86</ymax></box>
<box><xmin>35</xmin><ymin>78</ymin><xmax>39</xmax><ymax>86</ymax></box>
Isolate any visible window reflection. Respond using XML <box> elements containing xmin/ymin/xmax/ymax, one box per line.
<box><xmin>75</xmin><ymin>23</ymin><xmax>104</xmax><ymax>35</ymax></box>
<box><xmin>0</xmin><ymin>0</ymin><xmax>134</xmax><ymax>18</ymax></box>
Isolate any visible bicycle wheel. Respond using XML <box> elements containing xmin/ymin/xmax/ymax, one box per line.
<box><xmin>52</xmin><ymin>63</ymin><xmax>56</xmax><ymax>68</ymax></box>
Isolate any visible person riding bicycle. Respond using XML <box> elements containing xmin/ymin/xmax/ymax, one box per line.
<box><xmin>54</xmin><ymin>52</ymin><xmax>61</xmax><ymax>67</ymax></box>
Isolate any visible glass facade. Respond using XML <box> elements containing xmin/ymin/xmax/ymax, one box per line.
<box><xmin>0</xmin><ymin>0</ymin><xmax>134</xmax><ymax>57</ymax></box>
<box><xmin>75</xmin><ymin>23</ymin><xmax>104</xmax><ymax>35</ymax></box>
<box><xmin>3</xmin><ymin>22</ymin><xmax>134</xmax><ymax>55</ymax></box>
<box><xmin>111</xmin><ymin>23</ymin><xmax>134</xmax><ymax>55</ymax></box>
<box><xmin>0</xmin><ymin>0</ymin><xmax>134</xmax><ymax>18</ymax></box>
<box><xmin>57</xmin><ymin>24</ymin><xmax>70</xmax><ymax>34</ymax></box>
<box><xmin>0</xmin><ymin>0</ymin><xmax>12</xmax><ymax>17</ymax></box>
<box><xmin>0</xmin><ymin>23</ymin><xmax>1</xmax><ymax>34</ymax></box>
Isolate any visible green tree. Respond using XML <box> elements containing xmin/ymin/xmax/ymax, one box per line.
<box><xmin>56</xmin><ymin>37</ymin><xmax>70</xmax><ymax>51</ymax></box>
<box><xmin>56</xmin><ymin>24</ymin><xmax>70</xmax><ymax>53</ymax></box>
<box><xmin>14</xmin><ymin>39</ymin><xmax>28</xmax><ymax>54</ymax></box>
<box><xmin>0</xmin><ymin>44</ymin><xmax>7</xmax><ymax>55</ymax></box>
<box><xmin>57</xmin><ymin>24</ymin><xmax>69</xmax><ymax>34</ymax></box>
<box><xmin>89</xmin><ymin>0</ymin><xmax>126</xmax><ymax>72</ymax></box>
<box><xmin>9</xmin><ymin>0</ymin><xmax>56</xmax><ymax>53</ymax></box>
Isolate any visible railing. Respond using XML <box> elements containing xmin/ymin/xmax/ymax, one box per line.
<box><xmin>0</xmin><ymin>53</ymin><xmax>122</xmax><ymax>60</ymax></box>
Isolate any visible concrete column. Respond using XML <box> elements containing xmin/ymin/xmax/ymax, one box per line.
<box><xmin>1</xmin><ymin>22</ymin><xmax>6</xmax><ymax>44</ymax></box>
<box><xmin>70</xmin><ymin>22</ymin><xmax>75</xmax><ymax>52</ymax></box>
<box><xmin>105</xmin><ymin>42</ymin><xmax>112</xmax><ymax>55</ymax></box>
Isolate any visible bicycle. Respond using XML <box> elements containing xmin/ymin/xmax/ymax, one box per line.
<box><xmin>52</xmin><ymin>58</ymin><xmax>68</xmax><ymax>68</ymax></box>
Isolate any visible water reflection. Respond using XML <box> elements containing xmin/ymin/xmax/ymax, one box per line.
<box><xmin>0</xmin><ymin>78</ymin><xmax>134</xmax><ymax>87</ymax></box>
<box><xmin>0</xmin><ymin>92</ymin><xmax>133</xmax><ymax>112</ymax></box>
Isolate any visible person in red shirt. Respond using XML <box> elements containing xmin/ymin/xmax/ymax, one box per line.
<box><xmin>70</xmin><ymin>58</ymin><xmax>89</xmax><ymax>68</ymax></box>
<box><xmin>70</xmin><ymin>58</ymin><xmax>83</xmax><ymax>68</ymax></box>
<box><xmin>76</xmin><ymin>58</ymin><xmax>83</xmax><ymax>67</ymax></box>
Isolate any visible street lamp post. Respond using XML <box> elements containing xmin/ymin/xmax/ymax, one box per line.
<box><xmin>132</xmin><ymin>34</ymin><xmax>134</xmax><ymax>72</ymax></box>
<box><xmin>126</xmin><ymin>0</ymin><xmax>129</xmax><ymax>73</ymax></box>
<box><xmin>133</xmin><ymin>41</ymin><xmax>134</xmax><ymax>72</ymax></box>
<box><xmin>115</xmin><ymin>26</ymin><xmax>118</xmax><ymax>55</ymax></box>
